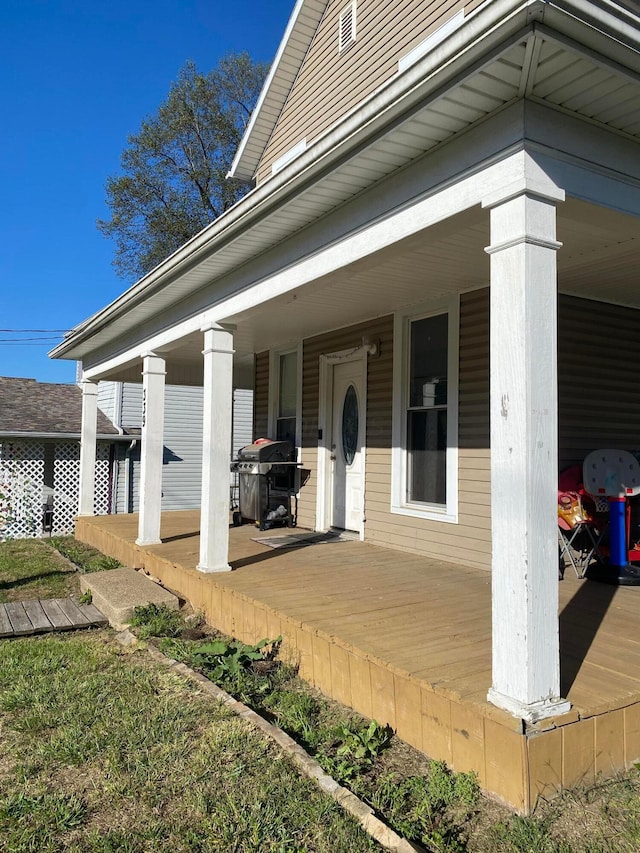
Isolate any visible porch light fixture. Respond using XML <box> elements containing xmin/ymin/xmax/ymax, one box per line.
<box><xmin>362</xmin><ymin>335</ymin><xmax>379</xmax><ymax>356</ymax></box>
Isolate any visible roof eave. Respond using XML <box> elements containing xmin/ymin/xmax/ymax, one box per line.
<box><xmin>228</xmin><ymin>0</ymin><xmax>329</xmax><ymax>182</ymax></box>
<box><xmin>0</xmin><ymin>431</ymin><xmax>127</xmax><ymax>441</ymax></box>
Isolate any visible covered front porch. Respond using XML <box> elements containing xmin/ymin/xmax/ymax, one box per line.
<box><xmin>52</xmin><ymin>4</ymin><xmax>640</xmax><ymax>811</ymax></box>
<box><xmin>77</xmin><ymin>510</ymin><xmax>640</xmax><ymax>813</ymax></box>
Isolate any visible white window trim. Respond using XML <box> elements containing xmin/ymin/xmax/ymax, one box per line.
<box><xmin>268</xmin><ymin>344</ymin><xmax>303</xmax><ymax>458</ymax></box>
<box><xmin>391</xmin><ymin>296</ymin><xmax>459</xmax><ymax>524</ymax></box>
<box><xmin>339</xmin><ymin>1</ymin><xmax>357</xmax><ymax>54</ymax></box>
<box><xmin>398</xmin><ymin>9</ymin><xmax>465</xmax><ymax>73</ymax></box>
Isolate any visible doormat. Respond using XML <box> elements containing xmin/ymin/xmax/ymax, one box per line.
<box><xmin>252</xmin><ymin>531</ymin><xmax>355</xmax><ymax>549</ymax></box>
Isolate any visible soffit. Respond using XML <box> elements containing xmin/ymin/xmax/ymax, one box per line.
<box><xmin>224</xmin><ymin>197</ymin><xmax>640</xmax><ymax>356</ymax></box>
<box><xmin>91</xmin><ymin>195</ymin><xmax>639</xmax><ymax>382</ymax></box>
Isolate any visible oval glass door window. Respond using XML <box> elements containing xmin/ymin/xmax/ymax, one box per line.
<box><xmin>342</xmin><ymin>384</ymin><xmax>359</xmax><ymax>466</ymax></box>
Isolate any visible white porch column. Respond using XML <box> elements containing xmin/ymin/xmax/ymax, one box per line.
<box><xmin>136</xmin><ymin>354</ymin><xmax>166</xmax><ymax>546</ymax></box>
<box><xmin>78</xmin><ymin>380</ymin><xmax>98</xmax><ymax>516</ymax></box>
<box><xmin>197</xmin><ymin>325</ymin><xmax>234</xmax><ymax>573</ymax></box>
<box><xmin>484</xmin><ymin>181</ymin><xmax>571</xmax><ymax>721</ymax></box>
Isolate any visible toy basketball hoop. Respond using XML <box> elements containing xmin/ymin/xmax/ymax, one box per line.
<box><xmin>583</xmin><ymin>449</ymin><xmax>640</xmax><ymax>584</ymax></box>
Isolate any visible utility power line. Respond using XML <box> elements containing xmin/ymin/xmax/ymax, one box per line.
<box><xmin>0</xmin><ymin>328</ymin><xmax>70</xmax><ymax>333</ymax></box>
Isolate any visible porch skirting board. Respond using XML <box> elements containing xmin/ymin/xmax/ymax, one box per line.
<box><xmin>75</xmin><ymin>513</ymin><xmax>640</xmax><ymax>814</ymax></box>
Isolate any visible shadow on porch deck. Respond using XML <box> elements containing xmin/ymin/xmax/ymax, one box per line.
<box><xmin>76</xmin><ymin>510</ymin><xmax>640</xmax><ymax>813</ymax></box>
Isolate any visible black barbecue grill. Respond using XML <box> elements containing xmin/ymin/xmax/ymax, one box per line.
<box><xmin>231</xmin><ymin>439</ymin><xmax>299</xmax><ymax>529</ymax></box>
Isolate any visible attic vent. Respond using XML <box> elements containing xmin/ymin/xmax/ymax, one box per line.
<box><xmin>339</xmin><ymin>2</ymin><xmax>356</xmax><ymax>53</ymax></box>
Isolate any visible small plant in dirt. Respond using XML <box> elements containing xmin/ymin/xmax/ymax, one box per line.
<box><xmin>361</xmin><ymin>761</ymin><xmax>480</xmax><ymax>851</ymax></box>
<box><xmin>161</xmin><ymin>633</ymin><xmax>285</xmax><ymax>704</ymax></box>
<box><xmin>130</xmin><ymin>603</ymin><xmax>187</xmax><ymax>639</ymax></box>
<box><xmin>264</xmin><ymin>687</ymin><xmax>324</xmax><ymax>749</ymax></box>
<box><xmin>77</xmin><ymin>589</ymin><xmax>92</xmax><ymax>605</ymax></box>
<box><xmin>317</xmin><ymin>719</ymin><xmax>393</xmax><ymax>782</ymax></box>
<box><xmin>189</xmin><ymin>636</ymin><xmax>281</xmax><ymax>677</ymax></box>
<box><xmin>50</xmin><ymin>537</ymin><xmax>121</xmax><ymax>573</ymax></box>
<box><xmin>337</xmin><ymin>719</ymin><xmax>393</xmax><ymax>764</ymax></box>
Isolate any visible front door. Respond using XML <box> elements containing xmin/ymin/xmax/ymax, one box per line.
<box><xmin>330</xmin><ymin>360</ymin><xmax>364</xmax><ymax>531</ymax></box>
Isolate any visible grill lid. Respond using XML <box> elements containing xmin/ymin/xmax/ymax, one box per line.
<box><xmin>237</xmin><ymin>439</ymin><xmax>293</xmax><ymax>463</ymax></box>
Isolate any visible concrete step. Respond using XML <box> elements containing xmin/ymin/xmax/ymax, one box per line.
<box><xmin>80</xmin><ymin>568</ymin><xmax>179</xmax><ymax>630</ymax></box>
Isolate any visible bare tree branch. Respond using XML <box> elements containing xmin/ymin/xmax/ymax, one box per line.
<box><xmin>97</xmin><ymin>54</ymin><xmax>268</xmax><ymax>281</ymax></box>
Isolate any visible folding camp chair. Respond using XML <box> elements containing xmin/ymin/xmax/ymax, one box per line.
<box><xmin>558</xmin><ymin>491</ymin><xmax>602</xmax><ymax>579</ymax></box>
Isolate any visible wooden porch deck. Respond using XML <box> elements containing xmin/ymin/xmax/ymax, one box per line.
<box><xmin>76</xmin><ymin>510</ymin><xmax>640</xmax><ymax>812</ymax></box>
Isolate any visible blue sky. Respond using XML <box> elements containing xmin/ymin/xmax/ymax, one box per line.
<box><xmin>1</xmin><ymin>0</ymin><xmax>293</xmax><ymax>383</ymax></box>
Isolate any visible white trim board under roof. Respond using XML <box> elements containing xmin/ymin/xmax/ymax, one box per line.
<box><xmin>228</xmin><ymin>0</ymin><xmax>329</xmax><ymax>182</ymax></box>
<box><xmin>51</xmin><ymin>0</ymin><xmax>640</xmax><ymax>365</ymax></box>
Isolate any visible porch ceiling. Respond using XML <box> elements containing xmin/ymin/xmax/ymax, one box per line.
<box><xmin>53</xmin><ymin>2</ymin><xmax>639</xmax><ymax>367</ymax></box>
<box><xmin>130</xmin><ymin>195</ymin><xmax>638</xmax><ymax>380</ymax></box>
<box><xmin>224</xmin><ymin>197</ymin><xmax>638</xmax><ymax>356</ymax></box>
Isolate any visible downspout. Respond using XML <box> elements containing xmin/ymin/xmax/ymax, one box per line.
<box><xmin>124</xmin><ymin>439</ymin><xmax>137</xmax><ymax>514</ymax></box>
<box><xmin>111</xmin><ymin>382</ymin><xmax>125</xmax><ymax>513</ymax></box>
<box><xmin>112</xmin><ymin>382</ymin><xmax>124</xmax><ymax>433</ymax></box>
<box><xmin>107</xmin><ymin>443</ymin><xmax>116</xmax><ymax>514</ymax></box>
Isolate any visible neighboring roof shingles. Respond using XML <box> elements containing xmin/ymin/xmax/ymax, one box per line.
<box><xmin>0</xmin><ymin>377</ymin><xmax>118</xmax><ymax>436</ymax></box>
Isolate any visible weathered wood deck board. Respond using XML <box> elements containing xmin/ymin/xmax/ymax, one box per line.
<box><xmin>40</xmin><ymin>599</ymin><xmax>72</xmax><ymax>629</ymax></box>
<box><xmin>79</xmin><ymin>603</ymin><xmax>108</xmax><ymax>626</ymax></box>
<box><xmin>0</xmin><ymin>598</ymin><xmax>107</xmax><ymax>638</ymax></box>
<box><xmin>54</xmin><ymin>598</ymin><xmax>91</xmax><ymax>626</ymax></box>
<box><xmin>5</xmin><ymin>602</ymin><xmax>33</xmax><ymax>636</ymax></box>
<box><xmin>0</xmin><ymin>605</ymin><xmax>14</xmax><ymax>637</ymax></box>
<box><xmin>23</xmin><ymin>600</ymin><xmax>53</xmax><ymax>631</ymax></box>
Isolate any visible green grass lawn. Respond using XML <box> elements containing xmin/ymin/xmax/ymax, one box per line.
<box><xmin>0</xmin><ymin>539</ymin><xmax>79</xmax><ymax>603</ymax></box>
<box><xmin>5</xmin><ymin>539</ymin><xmax>640</xmax><ymax>852</ymax></box>
<box><xmin>0</xmin><ymin>633</ymin><xmax>378</xmax><ymax>853</ymax></box>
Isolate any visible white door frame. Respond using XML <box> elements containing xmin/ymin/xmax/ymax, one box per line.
<box><xmin>316</xmin><ymin>346</ymin><xmax>368</xmax><ymax>540</ymax></box>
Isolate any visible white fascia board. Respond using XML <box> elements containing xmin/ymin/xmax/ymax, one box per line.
<box><xmin>51</xmin><ymin>0</ymin><xmax>637</xmax><ymax>363</ymax></box>
<box><xmin>547</xmin><ymin>0</ymin><xmax>640</xmax><ymax>51</ymax></box>
<box><xmin>228</xmin><ymin>0</ymin><xmax>328</xmax><ymax>182</ymax></box>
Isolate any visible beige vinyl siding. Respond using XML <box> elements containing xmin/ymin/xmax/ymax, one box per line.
<box><xmin>252</xmin><ymin>291</ymin><xmax>640</xmax><ymax>569</ymax></box>
<box><xmin>363</xmin><ymin>290</ymin><xmax>491</xmax><ymax>569</ymax></box>
<box><xmin>295</xmin><ymin>296</ymin><xmax>492</xmax><ymax>568</ymax></box>
<box><xmin>558</xmin><ymin>295</ymin><xmax>640</xmax><ymax>469</ymax></box>
<box><xmin>254</xmin><ymin>352</ymin><xmax>270</xmax><ymax>440</ymax></box>
<box><xmin>256</xmin><ymin>0</ymin><xmax>484</xmax><ymax>183</ymax></box>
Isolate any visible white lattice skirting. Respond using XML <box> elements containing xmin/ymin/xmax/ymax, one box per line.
<box><xmin>0</xmin><ymin>440</ymin><xmax>111</xmax><ymax>540</ymax></box>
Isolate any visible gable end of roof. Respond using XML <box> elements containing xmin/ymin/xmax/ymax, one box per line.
<box><xmin>228</xmin><ymin>0</ymin><xmax>329</xmax><ymax>182</ymax></box>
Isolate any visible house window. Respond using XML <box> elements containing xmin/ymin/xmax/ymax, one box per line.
<box><xmin>339</xmin><ymin>2</ymin><xmax>356</xmax><ymax>53</ymax></box>
<box><xmin>407</xmin><ymin>315</ymin><xmax>448</xmax><ymax>504</ymax></box>
<box><xmin>392</xmin><ymin>299</ymin><xmax>459</xmax><ymax>522</ymax></box>
<box><xmin>270</xmin><ymin>348</ymin><xmax>300</xmax><ymax>449</ymax></box>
